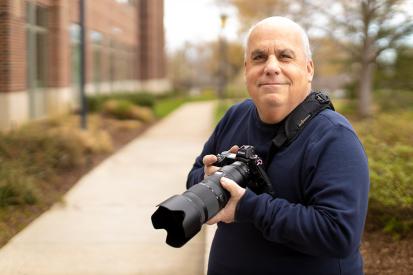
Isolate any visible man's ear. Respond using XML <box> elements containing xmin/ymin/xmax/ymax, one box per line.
<box><xmin>307</xmin><ymin>59</ymin><xmax>314</xmax><ymax>82</ymax></box>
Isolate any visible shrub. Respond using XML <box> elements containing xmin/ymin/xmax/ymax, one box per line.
<box><xmin>375</xmin><ymin>90</ymin><xmax>413</xmax><ymax>112</ymax></box>
<box><xmin>121</xmin><ymin>92</ymin><xmax>155</xmax><ymax>108</ymax></box>
<box><xmin>352</xmin><ymin>111</ymin><xmax>413</xmax><ymax>237</ymax></box>
<box><xmin>2</xmin><ymin>127</ymin><xmax>86</xmax><ymax>178</ymax></box>
<box><xmin>366</xmin><ymin>138</ymin><xmax>413</xmax><ymax>207</ymax></box>
<box><xmin>0</xmin><ymin>118</ymin><xmax>114</xmax><ymax>208</ymax></box>
<box><xmin>102</xmin><ymin>99</ymin><xmax>135</xmax><ymax>120</ymax></box>
<box><xmin>48</xmin><ymin>127</ymin><xmax>113</xmax><ymax>155</ymax></box>
<box><xmin>87</xmin><ymin>95</ymin><xmax>106</xmax><ymax>113</ymax></box>
<box><xmin>129</xmin><ymin>106</ymin><xmax>155</xmax><ymax>123</ymax></box>
<box><xmin>87</xmin><ymin>92</ymin><xmax>156</xmax><ymax>113</ymax></box>
<box><xmin>0</xmin><ymin>161</ymin><xmax>38</xmax><ymax>207</ymax></box>
<box><xmin>102</xmin><ymin>99</ymin><xmax>155</xmax><ymax>121</ymax></box>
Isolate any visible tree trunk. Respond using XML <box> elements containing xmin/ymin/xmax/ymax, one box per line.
<box><xmin>357</xmin><ymin>60</ymin><xmax>374</xmax><ymax>118</ymax></box>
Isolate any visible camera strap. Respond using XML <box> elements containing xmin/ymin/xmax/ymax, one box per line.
<box><xmin>266</xmin><ymin>91</ymin><xmax>335</xmax><ymax>167</ymax></box>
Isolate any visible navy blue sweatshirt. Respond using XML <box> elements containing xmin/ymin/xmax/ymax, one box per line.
<box><xmin>186</xmin><ymin>99</ymin><xmax>369</xmax><ymax>275</ymax></box>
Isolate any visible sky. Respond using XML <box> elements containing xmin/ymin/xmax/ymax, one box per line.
<box><xmin>164</xmin><ymin>0</ymin><xmax>413</xmax><ymax>54</ymax></box>
<box><xmin>164</xmin><ymin>0</ymin><xmax>240</xmax><ymax>52</ymax></box>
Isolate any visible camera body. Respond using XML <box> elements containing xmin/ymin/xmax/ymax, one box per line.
<box><xmin>214</xmin><ymin>145</ymin><xmax>274</xmax><ymax>197</ymax></box>
<box><xmin>151</xmin><ymin>145</ymin><xmax>273</xmax><ymax>248</ymax></box>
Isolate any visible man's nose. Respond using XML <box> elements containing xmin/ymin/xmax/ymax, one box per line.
<box><xmin>263</xmin><ymin>55</ymin><xmax>281</xmax><ymax>75</ymax></box>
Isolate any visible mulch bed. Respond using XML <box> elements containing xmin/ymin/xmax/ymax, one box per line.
<box><xmin>0</xmin><ymin>118</ymin><xmax>154</xmax><ymax>248</ymax></box>
<box><xmin>362</xmin><ymin>231</ymin><xmax>413</xmax><ymax>275</ymax></box>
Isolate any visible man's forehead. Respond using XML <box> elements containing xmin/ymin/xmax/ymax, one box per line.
<box><xmin>247</xmin><ymin>24</ymin><xmax>303</xmax><ymax>52</ymax></box>
<box><xmin>248</xmin><ymin>36</ymin><xmax>298</xmax><ymax>54</ymax></box>
<box><xmin>249</xmin><ymin>39</ymin><xmax>292</xmax><ymax>51</ymax></box>
<box><xmin>249</xmin><ymin>20</ymin><xmax>302</xmax><ymax>38</ymax></box>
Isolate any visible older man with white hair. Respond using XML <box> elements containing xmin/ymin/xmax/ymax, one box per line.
<box><xmin>187</xmin><ymin>16</ymin><xmax>369</xmax><ymax>275</ymax></box>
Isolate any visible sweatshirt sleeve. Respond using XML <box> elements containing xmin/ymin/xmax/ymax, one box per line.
<box><xmin>235</xmin><ymin>125</ymin><xmax>370</xmax><ymax>258</ymax></box>
<box><xmin>185</xmin><ymin>132</ymin><xmax>216</xmax><ymax>189</ymax></box>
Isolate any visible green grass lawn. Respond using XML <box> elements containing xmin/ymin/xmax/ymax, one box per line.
<box><xmin>154</xmin><ymin>98</ymin><xmax>187</xmax><ymax>118</ymax></box>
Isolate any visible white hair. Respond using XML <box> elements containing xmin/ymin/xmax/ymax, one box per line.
<box><xmin>244</xmin><ymin>16</ymin><xmax>312</xmax><ymax>61</ymax></box>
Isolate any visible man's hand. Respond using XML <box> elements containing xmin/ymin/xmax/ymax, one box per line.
<box><xmin>202</xmin><ymin>145</ymin><xmax>239</xmax><ymax>178</ymax></box>
<box><xmin>206</xmin><ymin>177</ymin><xmax>246</xmax><ymax>224</ymax></box>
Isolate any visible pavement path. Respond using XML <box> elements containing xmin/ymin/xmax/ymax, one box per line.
<box><xmin>0</xmin><ymin>102</ymin><xmax>216</xmax><ymax>275</ymax></box>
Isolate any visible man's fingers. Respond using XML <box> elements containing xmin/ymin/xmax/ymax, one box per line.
<box><xmin>220</xmin><ymin>177</ymin><xmax>237</xmax><ymax>195</ymax></box>
<box><xmin>203</xmin><ymin>145</ymin><xmax>238</xmax><ymax>166</ymax></box>
<box><xmin>206</xmin><ymin>178</ymin><xmax>246</xmax><ymax>225</ymax></box>
<box><xmin>205</xmin><ymin>166</ymin><xmax>219</xmax><ymax>177</ymax></box>
<box><xmin>202</xmin><ymin>146</ymin><xmax>238</xmax><ymax>178</ymax></box>
<box><xmin>203</xmin><ymin>154</ymin><xmax>217</xmax><ymax>166</ymax></box>
<box><xmin>220</xmin><ymin>177</ymin><xmax>245</xmax><ymax>199</ymax></box>
<box><xmin>203</xmin><ymin>155</ymin><xmax>218</xmax><ymax>178</ymax></box>
<box><xmin>229</xmin><ymin>145</ymin><xmax>239</xmax><ymax>154</ymax></box>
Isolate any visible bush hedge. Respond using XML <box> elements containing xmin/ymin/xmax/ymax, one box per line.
<box><xmin>0</xmin><ymin>120</ymin><xmax>112</xmax><ymax>208</ymax></box>
<box><xmin>352</xmin><ymin>111</ymin><xmax>413</xmax><ymax>238</ymax></box>
<box><xmin>102</xmin><ymin>99</ymin><xmax>155</xmax><ymax>122</ymax></box>
<box><xmin>334</xmin><ymin>90</ymin><xmax>413</xmax><ymax>237</ymax></box>
<box><xmin>87</xmin><ymin>92</ymin><xmax>156</xmax><ymax>113</ymax></box>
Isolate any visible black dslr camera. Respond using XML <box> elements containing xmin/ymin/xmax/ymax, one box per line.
<box><xmin>151</xmin><ymin>145</ymin><xmax>274</xmax><ymax>248</ymax></box>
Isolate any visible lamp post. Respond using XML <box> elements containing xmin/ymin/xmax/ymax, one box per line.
<box><xmin>79</xmin><ymin>0</ymin><xmax>87</xmax><ymax>129</ymax></box>
<box><xmin>217</xmin><ymin>13</ymin><xmax>228</xmax><ymax>100</ymax></box>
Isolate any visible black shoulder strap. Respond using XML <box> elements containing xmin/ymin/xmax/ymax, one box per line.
<box><xmin>268</xmin><ymin>91</ymin><xmax>334</xmax><ymax>162</ymax></box>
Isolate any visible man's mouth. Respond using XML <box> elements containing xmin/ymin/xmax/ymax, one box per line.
<box><xmin>258</xmin><ymin>82</ymin><xmax>290</xmax><ymax>87</ymax></box>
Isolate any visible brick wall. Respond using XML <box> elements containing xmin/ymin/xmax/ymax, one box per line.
<box><xmin>9</xmin><ymin>0</ymin><xmax>26</xmax><ymax>92</ymax></box>
<box><xmin>0</xmin><ymin>0</ymin><xmax>10</xmax><ymax>93</ymax></box>
<box><xmin>48</xmin><ymin>0</ymin><xmax>70</xmax><ymax>87</ymax></box>
<box><xmin>68</xmin><ymin>0</ymin><xmax>140</xmax><ymax>84</ymax></box>
<box><xmin>0</xmin><ymin>0</ymin><xmax>167</xmax><ymax>129</ymax></box>
<box><xmin>1</xmin><ymin>0</ymin><xmax>166</xmax><ymax>94</ymax></box>
<box><xmin>138</xmin><ymin>0</ymin><xmax>166</xmax><ymax>80</ymax></box>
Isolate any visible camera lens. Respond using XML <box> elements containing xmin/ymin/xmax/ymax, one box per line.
<box><xmin>151</xmin><ymin>161</ymin><xmax>250</xmax><ymax>247</ymax></box>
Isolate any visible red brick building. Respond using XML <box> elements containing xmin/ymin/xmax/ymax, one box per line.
<box><xmin>0</xmin><ymin>0</ymin><xmax>167</xmax><ymax>129</ymax></box>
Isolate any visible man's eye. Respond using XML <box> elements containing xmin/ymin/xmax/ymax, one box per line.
<box><xmin>279</xmin><ymin>52</ymin><xmax>294</xmax><ymax>60</ymax></box>
<box><xmin>252</xmin><ymin>55</ymin><xmax>265</xmax><ymax>61</ymax></box>
<box><xmin>280</xmin><ymin>54</ymin><xmax>292</xmax><ymax>59</ymax></box>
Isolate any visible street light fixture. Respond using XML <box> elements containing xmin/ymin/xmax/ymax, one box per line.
<box><xmin>220</xmin><ymin>13</ymin><xmax>228</xmax><ymax>29</ymax></box>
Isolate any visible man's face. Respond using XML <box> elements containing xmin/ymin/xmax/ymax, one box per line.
<box><xmin>244</xmin><ymin>23</ymin><xmax>314</xmax><ymax>123</ymax></box>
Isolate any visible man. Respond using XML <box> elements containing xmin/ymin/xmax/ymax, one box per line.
<box><xmin>186</xmin><ymin>16</ymin><xmax>369</xmax><ymax>275</ymax></box>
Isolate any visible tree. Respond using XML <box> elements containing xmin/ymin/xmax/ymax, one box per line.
<box><xmin>375</xmin><ymin>46</ymin><xmax>413</xmax><ymax>90</ymax></box>
<box><xmin>220</xmin><ymin>0</ymin><xmax>413</xmax><ymax>117</ymax></box>
<box><xmin>217</xmin><ymin>0</ymin><xmax>289</xmax><ymax>32</ymax></box>
<box><xmin>219</xmin><ymin>0</ymin><xmax>312</xmax><ymax>32</ymax></box>
<box><xmin>167</xmin><ymin>40</ymin><xmax>244</xmax><ymax>93</ymax></box>
<box><xmin>305</xmin><ymin>0</ymin><xmax>413</xmax><ymax>117</ymax></box>
<box><xmin>310</xmin><ymin>37</ymin><xmax>352</xmax><ymax>93</ymax></box>
<box><xmin>391</xmin><ymin>47</ymin><xmax>413</xmax><ymax>90</ymax></box>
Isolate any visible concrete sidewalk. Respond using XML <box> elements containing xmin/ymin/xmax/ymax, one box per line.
<box><xmin>0</xmin><ymin>102</ymin><xmax>216</xmax><ymax>275</ymax></box>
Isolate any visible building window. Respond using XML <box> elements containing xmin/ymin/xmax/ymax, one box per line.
<box><xmin>26</xmin><ymin>2</ymin><xmax>48</xmax><ymax>118</ymax></box>
<box><xmin>91</xmin><ymin>31</ymin><xmax>103</xmax><ymax>92</ymax></box>
<box><xmin>26</xmin><ymin>2</ymin><xmax>48</xmax><ymax>89</ymax></box>
<box><xmin>69</xmin><ymin>24</ymin><xmax>81</xmax><ymax>92</ymax></box>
